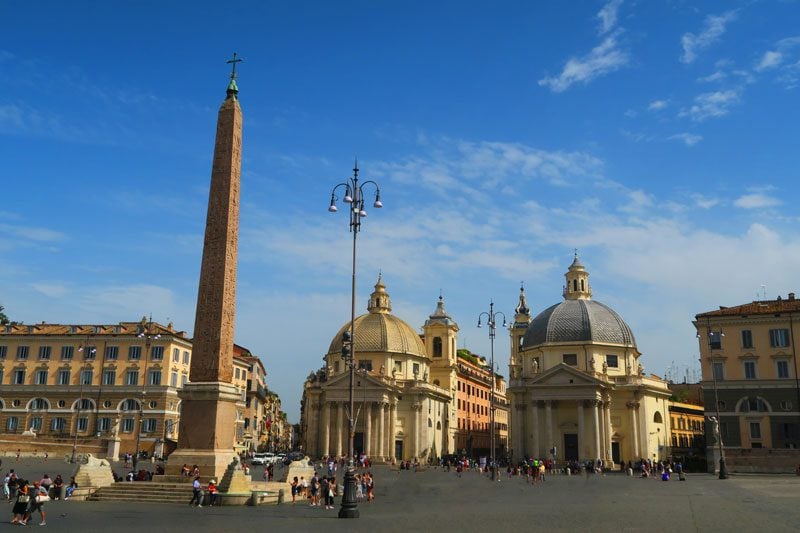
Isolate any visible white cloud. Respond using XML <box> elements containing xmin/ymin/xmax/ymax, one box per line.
<box><xmin>668</xmin><ymin>132</ymin><xmax>703</xmax><ymax>146</ymax></box>
<box><xmin>681</xmin><ymin>11</ymin><xmax>737</xmax><ymax>64</ymax></box>
<box><xmin>31</xmin><ymin>283</ymin><xmax>69</xmax><ymax>298</ymax></box>
<box><xmin>680</xmin><ymin>89</ymin><xmax>741</xmax><ymax>121</ymax></box>
<box><xmin>691</xmin><ymin>194</ymin><xmax>719</xmax><ymax>209</ymax></box>
<box><xmin>539</xmin><ymin>33</ymin><xmax>630</xmax><ymax>92</ymax></box>
<box><xmin>648</xmin><ymin>99</ymin><xmax>668</xmax><ymax>111</ymax></box>
<box><xmin>597</xmin><ymin>0</ymin><xmax>623</xmax><ymax>35</ymax></box>
<box><xmin>733</xmin><ymin>193</ymin><xmax>781</xmax><ymax>209</ymax></box>
<box><xmin>755</xmin><ymin>50</ymin><xmax>783</xmax><ymax>72</ymax></box>
<box><xmin>0</xmin><ymin>223</ymin><xmax>66</xmax><ymax>242</ymax></box>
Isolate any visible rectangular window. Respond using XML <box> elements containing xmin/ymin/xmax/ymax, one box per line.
<box><xmin>749</xmin><ymin>422</ymin><xmax>761</xmax><ymax>439</ymax></box>
<box><xmin>76</xmin><ymin>417</ymin><xmax>88</xmax><ymax>432</ymax></box>
<box><xmin>126</xmin><ymin>370</ymin><xmax>139</xmax><ymax>385</ymax></box>
<box><xmin>770</xmin><ymin>329</ymin><xmax>790</xmax><ymax>348</ymax></box>
<box><xmin>0</xmin><ymin>368</ymin><xmax>3</xmax><ymax>383</ymax></box>
<box><xmin>606</xmin><ymin>354</ymin><xmax>619</xmax><ymax>368</ymax></box>
<box><xmin>151</xmin><ymin>346</ymin><xmax>164</xmax><ymax>360</ymax></box>
<box><xmin>165</xmin><ymin>419</ymin><xmax>174</xmax><ymax>435</ymax></box>
<box><xmin>82</xmin><ymin>345</ymin><xmax>96</xmax><ymax>359</ymax></box>
<box><xmin>563</xmin><ymin>354</ymin><xmax>577</xmax><ymax>366</ymax></box>
<box><xmin>149</xmin><ymin>370</ymin><xmax>162</xmax><ymax>385</ymax></box>
<box><xmin>128</xmin><ymin>346</ymin><xmax>141</xmax><ymax>360</ymax></box>
<box><xmin>181</xmin><ymin>375</ymin><xmax>188</xmax><ymax>386</ymax></box>
<box><xmin>80</xmin><ymin>369</ymin><xmax>93</xmax><ymax>385</ymax></box>
<box><xmin>16</xmin><ymin>346</ymin><xmax>29</xmax><ymax>360</ymax></box>
<box><xmin>709</xmin><ymin>331</ymin><xmax>722</xmax><ymax>350</ymax></box>
<box><xmin>98</xmin><ymin>417</ymin><xmax>111</xmax><ymax>432</ymax></box>
<box><xmin>394</xmin><ymin>361</ymin><xmax>402</xmax><ymax>374</ymax></box>
<box><xmin>777</xmin><ymin>360</ymin><xmax>790</xmax><ymax>379</ymax></box>
<box><xmin>172</xmin><ymin>348</ymin><xmax>180</xmax><ymax>362</ymax></box>
<box><xmin>58</xmin><ymin>369</ymin><xmax>70</xmax><ymax>385</ymax></box>
<box><xmin>51</xmin><ymin>417</ymin><xmax>66</xmax><ymax>432</ymax></box>
<box><xmin>744</xmin><ymin>361</ymin><xmax>757</xmax><ymax>379</ymax></box>
<box><xmin>105</xmin><ymin>346</ymin><xmax>118</xmax><ymax>360</ymax></box>
<box><xmin>170</xmin><ymin>372</ymin><xmax>178</xmax><ymax>387</ymax></box>
<box><xmin>13</xmin><ymin>369</ymin><xmax>25</xmax><ymax>384</ymax></box>
<box><xmin>30</xmin><ymin>417</ymin><xmax>43</xmax><ymax>431</ymax></box>
<box><xmin>34</xmin><ymin>370</ymin><xmax>48</xmax><ymax>385</ymax></box>
<box><xmin>358</xmin><ymin>360</ymin><xmax>373</xmax><ymax>371</ymax></box>
<box><xmin>6</xmin><ymin>416</ymin><xmax>19</xmax><ymax>432</ymax></box>
<box><xmin>38</xmin><ymin>346</ymin><xmax>51</xmax><ymax>360</ymax></box>
<box><xmin>413</xmin><ymin>363</ymin><xmax>420</xmax><ymax>377</ymax></box>
<box><xmin>143</xmin><ymin>418</ymin><xmax>157</xmax><ymax>433</ymax></box>
<box><xmin>0</xmin><ymin>345</ymin><xmax>7</xmax><ymax>359</ymax></box>
<box><xmin>102</xmin><ymin>370</ymin><xmax>116</xmax><ymax>385</ymax></box>
<box><xmin>183</xmin><ymin>351</ymin><xmax>189</xmax><ymax>364</ymax></box>
<box><xmin>235</xmin><ymin>368</ymin><xmax>240</xmax><ymax>379</ymax></box>
<box><xmin>712</xmin><ymin>362</ymin><xmax>724</xmax><ymax>381</ymax></box>
<box><xmin>741</xmin><ymin>330</ymin><xmax>753</xmax><ymax>349</ymax></box>
<box><xmin>61</xmin><ymin>346</ymin><xmax>74</xmax><ymax>360</ymax></box>
<box><xmin>121</xmin><ymin>418</ymin><xmax>135</xmax><ymax>433</ymax></box>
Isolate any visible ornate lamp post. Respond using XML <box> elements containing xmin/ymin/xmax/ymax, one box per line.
<box><xmin>478</xmin><ymin>301</ymin><xmax>506</xmax><ymax>481</ymax></box>
<box><xmin>71</xmin><ymin>341</ymin><xmax>95</xmax><ymax>463</ymax></box>
<box><xmin>328</xmin><ymin>160</ymin><xmax>382</xmax><ymax>519</ymax></box>
<box><xmin>134</xmin><ymin>321</ymin><xmax>160</xmax><ymax>470</ymax></box>
<box><xmin>706</xmin><ymin>322</ymin><xmax>728</xmax><ymax>479</ymax></box>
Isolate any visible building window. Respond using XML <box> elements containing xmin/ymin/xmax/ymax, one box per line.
<box><xmin>394</xmin><ymin>361</ymin><xmax>402</xmax><ymax>374</ymax></box>
<box><xmin>58</xmin><ymin>369</ymin><xmax>70</xmax><ymax>385</ymax></box>
<box><xmin>98</xmin><ymin>417</ymin><xmax>110</xmax><ymax>432</ymax></box>
<box><xmin>61</xmin><ymin>346</ymin><xmax>74</xmax><ymax>360</ymax></box>
<box><xmin>780</xmin><ymin>400</ymin><xmax>793</xmax><ymax>410</ymax></box>
<box><xmin>769</xmin><ymin>329</ymin><xmax>790</xmax><ymax>348</ymax></box>
<box><xmin>51</xmin><ymin>417</ymin><xmax>66</xmax><ymax>432</ymax></box>
<box><xmin>149</xmin><ymin>370</ymin><xmax>162</xmax><ymax>385</ymax></box>
<box><xmin>105</xmin><ymin>346</ymin><xmax>118</xmax><ymax>360</ymax></box>
<box><xmin>121</xmin><ymin>418</ymin><xmax>135</xmax><ymax>433</ymax></box>
<box><xmin>102</xmin><ymin>370</ymin><xmax>116</xmax><ymax>385</ymax></box>
<box><xmin>0</xmin><ymin>345</ymin><xmax>6</xmax><ymax>359</ymax></box>
<box><xmin>13</xmin><ymin>369</ymin><xmax>25</xmax><ymax>384</ymax></box>
<box><xmin>170</xmin><ymin>372</ymin><xmax>178</xmax><ymax>387</ymax></box>
<box><xmin>358</xmin><ymin>360</ymin><xmax>373</xmax><ymax>371</ymax></box>
<box><xmin>172</xmin><ymin>348</ymin><xmax>180</xmax><ymax>362</ymax></box>
<box><xmin>38</xmin><ymin>346</ymin><xmax>51</xmax><ymax>360</ymax></box>
<box><xmin>6</xmin><ymin>417</ymin><xmax>19</xmax><ymax>432</ymax></box>
<box><xmin>743</xmin><ymin>361</ymin><xmax>757</xmax><ymax>379</ymax></box>
<box><xmin>30</xmin><ymin>398</ymin><xmax>48</xmax><ymax>410</ymax></box>
<box><xmin>413</xmin><ymin>363</ymin><xmax>420</xmax><ymax>377</ymax></box>
<box><xmin>143</xmin><ymin>419</ymin><xmax>157</xmax><ymax>433</ymax></box>
<box><xmin>128</xmin><ymin>346</ymin><xmax>141</xmax><ymax>360</ymax></box>
<box><xmin>563</xmin><ymin>354</ymin><xmax>577</xmax><ymax>366</ymax></box>
<box><xmin>76</xmin><ymin>398</ymin><xmax>92</xmax><ymax>410</ymax></box>
<box><xmin>30</xmin><ymin>417</ymin><xmax>43</xmax><ymax>431</ymax></box>
<box><xmin>712</xmin><ymin>362</ymin><xmax>724</xmax><ymax>381</ymax></box>
<box><xmin>126</xmin><ymin>370</ymin><xmax>139</xmax><ymax>385</ymax></box>
<box><xmin>151</xmin><ymin>346</ymin><xmax>164</xmax><ymax>360</ymax></box>
<box><xmin>81</xmin><ymin>345</ymin><xmax>96</xmax><ymax>359</ymax></box>
<box><xmin>777</xmin><ymin>360</ymin><xmax>790</xmax><ymax>379</ymax></box>
<box><xmin>121</xmin><ymin>399</ymin><xmax>140</xmax><ymax>411</ymax></box>
<box><xmin>749</xmin><ymin>422</ymin><xmax>761</xmax><ymax>439</ymax></box>
<box><xmin>235</xmin><ymin>368</ymin><xmax>240</xmax><ymax>379</ymax></box>
<box><xmin>0</xmin><ymin>368</ymin><xmax>3</xmax><ymax>383</ymax></box>
<box><xmin>16</xmin><ymin>346</ymin><xmax>29</xmax><ymax>360</ymax></box>
<box><xmin>181</xmin><ymin>375</ymin><xmax>188</xmax><ymax>386</ymax></box>
<box><xmin>183</xmin><ymin>351</ymin><xmax>189</xmax><ymax>364</ymax></box>
<box><xmin>165</xmin><ymin>420</ymin><xmax>174</xmax><ymax>435</ymax></box>
<box><xmin>606</xmin><ymin>354</ymin><xmax>619</xmax><ymax>368</ymax></box>
<box><xmin>741</xmin><ymin>330</ymin><xmax>753</xmax><ymax>349</ymax></box>
<box><xmin>80</xmin><ymin>369</ymin><xmax>93</xmax><ymax>385</ymax></box>
<box><xmin>433</xmin><ymin>337</ymin><xmax>442</xmax><ymax>358</ymax></box>
<box><xmin>34</xmin><ymin>370</ymin><xmax>48</xmax><ymax>385</ymax></box>
<box><xmin>709</xmin><ymin>331</ymin><xmax>722</xmax><ymax>350</ymax></box>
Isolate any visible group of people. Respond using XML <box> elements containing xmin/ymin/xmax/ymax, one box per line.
<box><xmin>188</xmin><ymin>476</ymin><xmax>219</xmax><ymax>508</ymax></box>
<box><xmin>5</xmin><ymin>472</ymin><xmax>75</xmax><ymax>526</ymax></box>
<box><xmin>289</xmin><ymin>470</ymin><xmax>376</xmax><ymax>509</ymax></box>
<box><xmin>4</xmin><ymin>471</ymin><xmax>77</xmax><ymax>503</ymax></box>
<box><xmin>633</xmin><ymin>459</ymin><xmax>685</xmax><ymax>481</ymax></box>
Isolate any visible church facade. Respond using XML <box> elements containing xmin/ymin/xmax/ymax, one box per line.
<box><xmin>507</xmin><ymin>256</ymin><xmax>671</xmax><ymax>466</ymax></box>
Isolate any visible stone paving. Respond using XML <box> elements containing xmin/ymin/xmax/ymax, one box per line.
<box><xmin>2</xmin><ymin>459</ymin><xmax>799</xmax><ymax>532</ymax></box>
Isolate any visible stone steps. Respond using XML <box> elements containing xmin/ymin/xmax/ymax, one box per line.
<box><xmin>87</xmin><ymin>482</ymin><xmax>196</xmax><ymax>503</ymax></box>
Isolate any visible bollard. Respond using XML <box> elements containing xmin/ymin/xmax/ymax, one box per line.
<box><xmin>278</xmin><ymin>488</ymin><xmax>285</xmax><ymax>504</ymax></box>
<box><xmin>566</xmin><ymin>467</ymin><xmax>571</xmax><ymax>476</ymax></box>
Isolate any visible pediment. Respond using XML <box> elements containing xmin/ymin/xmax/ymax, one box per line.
<box><xmin>323</xmin><ymin>371</ymin><xmax>392</xmax><ymax>391</ymax></box>
<box><xmin>531</xmin><ymin>364</ymin><xmax>608</xmax><ymax>388</ymax></box>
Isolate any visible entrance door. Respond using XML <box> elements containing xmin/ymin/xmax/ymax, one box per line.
<box><xmin>611</xmin><ymin>442</ymin><xmax>620</xmax><ymax>464</ymax></box>
<box><xmin>395</xmin><ymin>439</ymin><xmax>404</xmax><ymax>460</ymax></box>
<box><xmin>354</xmin><ymin>432</ymin><xmax>364</xmax><ymax>456</ymax></box>
<box><xmin>564</xmin><ymin>433</ymin><xmax>578</xmax><ymax>461</ymax></box>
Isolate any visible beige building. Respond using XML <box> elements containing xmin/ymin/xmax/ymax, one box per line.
<box><xmin>302</xmin><ymin>275</ymin><xmax>451</xmax><ymax>461</ymax></box>
<box><xmin>0</xmin><ymin>318</ymin><xmax>191</xmax><ymax>458</ymax></box>
<box><xmin>508</xmin><ymin>256</ymin><xmax>671</xmax><ymax>465</ymax></box>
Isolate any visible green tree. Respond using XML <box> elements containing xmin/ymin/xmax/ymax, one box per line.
<box><xmin>0</xmin><ymin>304</ymin><xmax>10</xmax><ymax>325</ymax></box>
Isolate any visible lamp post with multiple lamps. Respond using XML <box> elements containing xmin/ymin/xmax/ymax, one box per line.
<box><xmin>328</xmin><ymin>160</ymin><xmax>382</xmax><ymax>519</ymax></box>
<box><xmin>134</xmin><ymin>321</ymin><xmax>160</xmax><ymax>471</ymax></box>
<box><xmin>705</xmin><ymin>321</ymin><xmax>728</xmax><ymax>479</ymax></box>
<box><xmin>71</xmin><ymin>340</ymin><xmax>96</xmax><ymax>463</ymax></box>
<box><xmin>477</xmin><ymin>301</ymin><xmax>506</xmax><ymax>481</ymax></box>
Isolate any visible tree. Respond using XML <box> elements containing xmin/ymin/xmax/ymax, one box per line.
<box><xmin>0</xmin><ymin>304</ymin><xmax>10</xmax><ymax>325</ymax></box>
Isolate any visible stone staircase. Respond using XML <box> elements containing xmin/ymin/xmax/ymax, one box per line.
<box><xmin>87</xmin><ymin>481</ymin><xmax>196</xmax><ymax>504</ymax></box>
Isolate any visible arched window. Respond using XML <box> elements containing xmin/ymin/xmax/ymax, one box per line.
<box><xmin>29</xmin><ymin>398</ymin><xmax>49</xmax><ymax>410</ymax></box>
<box><xmin>580</xmin><ymin>279</ymin><xmax>585</xmax><ymax>291</ymax></box>
<box><xmin>433</xmin><ymin>337</ymin><xmax>442</xmax><ymax>358</ymax></box>
<box><xmin>573</xmin><ymin>280</ymin><xmax>578</xmax><ymax>292</ymax></box>
<box><xmin>428</xmin><ymin>418</ymin><xmax>432</xmax><ymax>427</ymax></box>
<box><xmin>738</xmin><ymin>397</ymin><xmax>770</xmax><ymax>413</ymax></box>
<box><xmin>120</xmin><ymin>398</ymin><xmax>141</xmax><ymax>411</ymax></box>
<box><xmin>653</xmin><ymin>411</ymin><xmax>663</xmax><ymax>424</ymax></box>
<box><xmin>74</xmin><ymin>398</ymin><xmax>94</xmax><ymax>411</ymax></box>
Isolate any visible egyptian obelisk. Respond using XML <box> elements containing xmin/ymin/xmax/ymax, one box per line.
<box><xmin>167</xmin><ymin>55</ymin><xmax>245</xmax><ymax>484</ymax></box>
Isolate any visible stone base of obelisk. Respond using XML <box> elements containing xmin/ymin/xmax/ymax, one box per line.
<box><xmin>166</xmin><ymin>381</ymin><xmax>244</xmax><ymax>489</ymax></box>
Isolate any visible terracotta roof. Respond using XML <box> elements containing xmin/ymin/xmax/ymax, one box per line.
<box><xmin>0</xmin><ymin>320</ymin><xmax>187</xmax><ymax>337</ymax></box>
<box><xmin>695</xmin><ymin>297</ymin><xmax>800</xmax><ymax>318</ymax></box>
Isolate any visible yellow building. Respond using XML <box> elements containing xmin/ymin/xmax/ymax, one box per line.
<box><xmin>695</xmin><ymin>294</ymin><xmax>800</xmax><ymax>471</ymax></box>
<box><xmin>0</xmin><ymin>318</ymin><xmax>191</xmax><ymax>458</ymax></box>
<box><xmin>508</xmin><ymin>256</ymin><xmax>672</xmax><ymax>466</ymax></box>
<box><xmin>668</xmin><ymin>400</ymin><xmax>705</xmax><ymax>465</ymax></box>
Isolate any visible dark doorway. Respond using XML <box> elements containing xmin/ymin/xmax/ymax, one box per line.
<box><xmin>354</xmin><ymin>432</ymin><xmax>364</xmax><ymax>455</ymax></box>
<box><xmin>611</xmin><ymin>442</ymin><xmax>620</xmax><ymax>464</ymax></box>
<box><xmin>564</xmin><ymin>433</ymin><xmax>578</xmax><ymax>461</ymax></box>
<box><xmin>395</xmin><ymin>439</ymin><xmax>403</xmax><ymax>460</ymax></box>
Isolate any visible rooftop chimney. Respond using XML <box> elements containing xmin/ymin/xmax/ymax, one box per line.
<box><xmin>789</xmin><ymin>292</ymin><xmax>796</xmax><ymax>301</ymax></box>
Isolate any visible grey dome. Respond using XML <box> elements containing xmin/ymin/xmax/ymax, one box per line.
<box><xmin>522</xmin><ymin>299</ymin><xmax>636</xmax><ymax>348</ymax></box>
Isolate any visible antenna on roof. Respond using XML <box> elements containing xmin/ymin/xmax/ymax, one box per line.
<box><xmin>759</xmin><ymin>284</ymin><xmax>767</xmax><ymax>301</ymax></box>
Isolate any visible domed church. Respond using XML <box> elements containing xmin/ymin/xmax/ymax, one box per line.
<box><xmin>302</xmin><ymin>275</ymin><xmax>451</xmax><ymax>462</ymax></box>
<box><xmin>507</xmin><ymin>255</ymin><xmax>671</xmax><ymax>466</ymax></box>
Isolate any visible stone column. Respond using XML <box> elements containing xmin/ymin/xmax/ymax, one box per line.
<box><xmin>513</xmin><ymin>403</ymin><xmax>525</xmax><ymax>461</ymax></box>
<box><xmin>412</xmin><ymin>403</ymin><xmax>421</xmax><ymax>459</ymax></box>
<box><xmin>531</xmin><ymin>400</ymin><xmax>540</xmax><ymax>458</ymax></box>
<box><xmin>306</xmin><ymin>400</ymin><xmax>318</xmax><ymax>457</ymax></box>
<box><xmin>321</xmin><ymin>401</ymin><xmax>330</xmax><ymax>457</ymax></box>
<box><xmin>390</xmin><ymin>402</ymin><xmax>398</xmax><ymax>461</ymax></box>
<box><xmin>604</xmin><ymin>402</ymin><xmax>613</xmax><ymax>463</ymax></box>
<box><xmin>378</xmin><ymin>402</ymin><xmax>385</xmax><ymax>460</ymax></box>
<box><xmin>545</xmin><ymin>400</ymin><xmax>553</xmax><ymax>457</ymax></box>
<box><xmin>365</xmin><ymin>402</ymin><xmax>372</xmax><ymax>456</ymax></box>
<box><xmin>577</xmin><ymin>400</ymin><xmax>586</xmax><ymax>460</ymax></box>
<box><xmin>336</xmin><ymin>402</ymin><xmax>344</xmax><ymax>457</ymax></box>
<box><xmin>598</xmin><ymin>402</ymin><xmax>606</xmax><ymax>461</ymax></box>
<box><xmin>627</xmin><ymin>402</ymin><xmax>640</xmax><ymax>458</ymax></box>
<box><xmin>592</xmin><ymin>401</ymin><xmax>601</xmax><ymax>461</ymax></box>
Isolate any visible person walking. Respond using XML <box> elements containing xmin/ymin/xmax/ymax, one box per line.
<box><xmin>290</xmin><ymin>476</ymin><xmax>299</xmax><ymax>505</ymax></box>
<box><xmin>23</xmin><ymin>480</ymin><xmax>48</xmax><ymax>526</ymax></box>
<box><xmin>11</xmin><ymin>480</ymin><xmax>30</xmax><ymax>525</ymax></box>
<box><xmin>189</xmin><ymin>476</ymin><xmax>203</xmax><ymax>507</ymax></box>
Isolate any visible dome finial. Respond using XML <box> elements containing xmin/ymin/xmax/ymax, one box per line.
<box><xmin>368</xmin><ymin>272</ymin><xmax>391</xmax><ymax>313</ymax></box>
<box><xmin>515</xmin><ymin>282</ymin><xmax>530</xmax><ymax>317</ymax></box>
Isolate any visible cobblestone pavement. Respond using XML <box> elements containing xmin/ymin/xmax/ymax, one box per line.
<box><xmin>2</xmin><ymin>460</ymin><xmax>798</xmax><ymax>533</ymax></box>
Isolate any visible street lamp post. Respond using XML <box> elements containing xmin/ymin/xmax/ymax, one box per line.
<box><xmin>71</xmin><ymin>341</ymin><xmax>96</xmax><ymax>463</ymax></box>
<box><xmin>478</xmin><ymin>302</ymin><xmax>506</xmax><ymax>482</ymax></box>
<box><xmin>706</xmin><ymin>322</ymin><xmax>728</xmax><ymax>479</ymax></box>
<box><xmin>328</xmin><ymin>159</ymin><xmax>382</xmax><ymax>519</ymax></box>
<box><xmin>134</xmin><ymin>321</ymin><xmax>160</xmax><ymax>471</ymax></box>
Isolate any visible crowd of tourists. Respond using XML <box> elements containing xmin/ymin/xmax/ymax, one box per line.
<box><xmin>289</xmin><ymin>464</ymin><xmax>376</xmax><ymax>509</ymax></box>
<box><xmin>4</xmin><ymin>470</ymin><xmax>78</xmax><ymax>526</ymax></box>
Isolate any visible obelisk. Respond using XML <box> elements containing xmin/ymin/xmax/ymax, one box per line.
<box><xmin>167</xmin><ymin>54</ymin><xmax>244</xmax><ymax>483</ymax></box>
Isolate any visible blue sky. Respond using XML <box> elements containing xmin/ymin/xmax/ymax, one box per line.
<box><xmin>2</xmin><ymin>1</ymin><xmax>800</xmax><ymax>422</ymax></box>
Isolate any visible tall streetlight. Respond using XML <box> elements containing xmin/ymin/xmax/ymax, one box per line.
<box><xmin>71</xmin><ymin>340</ymin><xmax>96</xmax><ymax>463</ymax></box>
<box><xmin>477</xmin><ymin>301</ymin><xmax>506</xmax><ymax>482</ymax></box>
<box><xmin>134</xmin><ymin>320</ymin><xmax>160</xmax><ymax>471</ymax></box>
<box><xmin>705</xmin><ymin>319</ymin><xmax>728</xmax><ymax>479</ymax></box>
<box><xmin>328</xmin><ymin>159</ymin><xmax>382</xmax><ymax>519</ymax></box>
